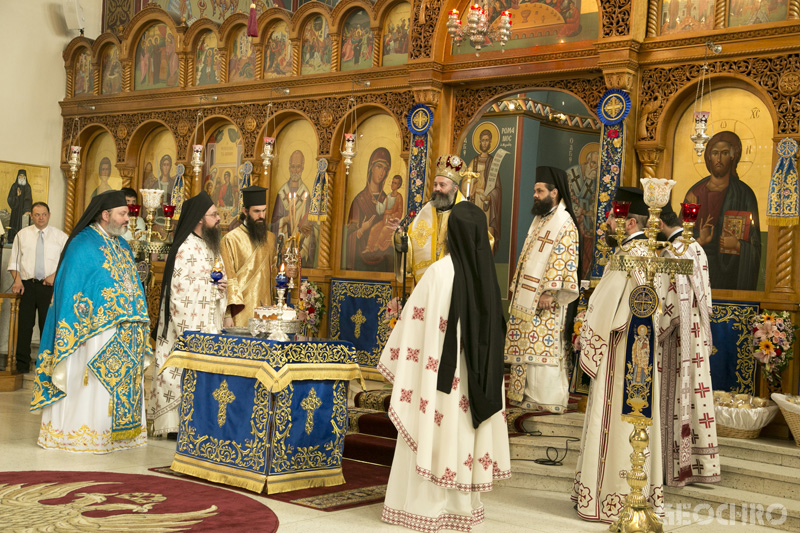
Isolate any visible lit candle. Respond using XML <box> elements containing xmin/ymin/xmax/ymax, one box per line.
<box><xmin>276</xmin><ymin>263</ymin><xmax>288</xmax><ymax>288</ymax></box>
<box><xmin>612</xmin><ymin>201</ymin><xmax>631</xmax><ymax>219</ymax></box>
<box><xmin>163</xmin><ymin>205</ymin><xmax>176</xmax><ymax>218</ymax></box>
<box><xmin>680</xmin><ymin>203</ymin><xmax>700</xmax><ymax>223</ymax></box>
<box><xmin>128</xmin><ymin>204</ymin><xmax>141</xmax><ymax>218</ymax></box>
<box><xmin>289</xmin><ymin>191</ymin><xmax>296</xmax><ymax>236</ymax></box>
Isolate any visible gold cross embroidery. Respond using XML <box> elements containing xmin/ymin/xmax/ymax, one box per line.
<box><xmin>409</xmin><ymin>218</ymin><xmax>434</xmax><ymax>249</ymax></box>
<box><xmin>536</xmin><ymin>230</ymin><xmax>555</xmax><ymax>252</ymax></box>
<box><xmin>212</xmin><ymin>380</ymin><xmax>236</xmax><ymax>427</ymax></box>
<box><xmin>351</xmin><ymin>309</ymin><xmax>366</xmax><ymax>338</ymax></box>
<box><xmin>603</xmin><ymin>95</ymin><xmax>623</xmax><ymax>118</ymax></box>
<box><xmin>300</xmin><ymin>388</ymin><xmax>322</xmax><ymax>435</ymax></box>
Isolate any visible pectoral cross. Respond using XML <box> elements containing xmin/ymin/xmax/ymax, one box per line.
<box><xmin>300</xmin><ymin>388</ymin><xmax>322</xmax><ymax>435</ymax></box>
<box><xmin>212</xmin><ymin>380</ymin><xmax>236</xmax><ymax>427</ymax></box>
<box><xmin>351</xmin><ymin>309</ymin><xmax>366</xmax><ymax>339</ymax></box>
<box><xmin>536</xmin><ymin>230</ymin><xmax>554</xmax><ymax>252</ymax></box>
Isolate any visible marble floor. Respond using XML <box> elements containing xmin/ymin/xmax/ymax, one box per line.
<box><xmin>0</xmin><ymin>387</ymin><xmax>777</xmax><ymax>532</ymax></box>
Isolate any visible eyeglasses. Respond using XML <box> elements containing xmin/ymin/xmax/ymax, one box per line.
<box><xmin>205</xmin><ymin>213</ymin><xmax>221</xmax><ymax>219</ymax></box>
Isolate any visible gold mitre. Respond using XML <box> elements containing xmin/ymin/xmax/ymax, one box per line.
<box><xmin>434</xmin><ymin>154</ymin><xmax>465</xmax><ymax>185</ymax></box>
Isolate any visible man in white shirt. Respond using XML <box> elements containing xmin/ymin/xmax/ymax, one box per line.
<box><xmin>121</xmin><ymin>187</ymin><xmax>146</xmax><ymax>242</ymax></box>
<box><xmin>8</xmin><ymin>202</ymin><xmax>68</xmax><ymax>373</ymax></box>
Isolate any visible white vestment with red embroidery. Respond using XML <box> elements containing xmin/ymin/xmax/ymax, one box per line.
<box><xmin>148</xmin><ymin>234</ymin><xmax>227</xmax><ymax>436</ymax></box>
<box><xmin>378</xmin><ymin>255</ymin><xmax>511</xmax><ymax>533</ymax></box>
<box><xmin>572</xmin><ymin>242</ymin><xmax>664</xmax><ymax>523</ymax></box>
<box><xmin>656</xmin><ymin>238</ymin><xmax>720</xmax><ymax>487</ymax></box>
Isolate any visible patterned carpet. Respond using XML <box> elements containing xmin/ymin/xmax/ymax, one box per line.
<box><xmin>0</xmin><ymin>470</ymin><xmax>279</xmax><ymax>531</ymax></box>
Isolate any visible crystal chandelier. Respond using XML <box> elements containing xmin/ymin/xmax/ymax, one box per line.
<box><xmin>447</xmin><ymin>3</ymin><xmax>512</xmax><ymax>54</ymax></box>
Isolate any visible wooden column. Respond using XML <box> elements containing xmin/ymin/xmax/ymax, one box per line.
<box><xmin>0</xmin><ymin>293</ymin><xmax>22</xmax><ymax>391</ymax></box>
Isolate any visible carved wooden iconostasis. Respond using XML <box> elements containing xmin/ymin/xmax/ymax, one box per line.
<box><xmin>59</xmin><ymin>0</ymin><xmax>800</xmax><ymax>400</ymax></box>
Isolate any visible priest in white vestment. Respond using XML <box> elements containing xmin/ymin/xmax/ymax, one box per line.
<box><xmin>505</xmin><ymin>166</ymin><xmax>580</xmax><ymax>413</ymax></box>
<box><xmin>656</xmin><ymin>204</ymin><xmax>720</xmax><ymax>486</ymax></box>
<box><xmin>573</xmin><ymin>187</ymin><xmax>664</xmax><ymax>523</ymax></box>
<box><xmin>149</xmin><ymin>191</ymin><xmax>228</xmax><ymax>437</ymax></box>
<box><xmin>379</xmin><ymin>201</ymin><xmax>510</xmax><ymax>532</ymax></box>
<box><xmin>31</xmin><ymin>191</ymin><xmax>151</xmax><ymax>453</ymax></box>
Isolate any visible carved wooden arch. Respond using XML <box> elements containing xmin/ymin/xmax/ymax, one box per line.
<box><xmin>219</xmin><ymin>13</ymin><xmax>255</xmax><ymax>45</ymax></box>
<box><xmin>599</xmin><ymin>0</ymin><xmax>631</xmax><ymax>38</ymax></box>
<box><xmin>63</xmin><ymin>122</ymin><xmax>119</xmax><ymax>227</ymax></box>
<box><xmin>184</xmin><ymin>18</ymin><xmax>222</xmax><ymax>49</ymax></box>
<box><xmin>639</xmin><ymin>55</ymin><xmax>800</xmax><ymax>144</ymax></box>
<box><xmin>91</xmin><ymin>33</ymin><xmax>122</xmax><ymax>58</ymax></box>
<box><xmin>374</xmin><ymin>0</ymin><xmax>411</xmax><ymax>28</ymax></box>
<box><xmin>652</xmin><ymin>74</ymin><xmax>780</xmax><ymax>149</ymax></box>
<box><xmin>258</xmin><ymin>9</ymin><xmax>293</xmax><ymax>38</ymax></box>
<box><xmin>409</xmin><ymin>0</ymin><xmax>442</xmax><ymax>60</ymax></box>
<box><xmin>290</xmin><ymin>3</ymin><xmax>335</xmax><ymax>38</ymax></box>
<box><xmin>120</xmin><ymin>5</ymin><xmax>185</xmax><ymax>60</ymax></box>
<box><xmin>124</xmin><ymin>119</ymin><xmax>173</xmax><ymax>163</ymax></box>
<box><xmin>260</xmin><ymin>109</ymin><xmax>321</xmax><ymax>145</ymax></box>
<box><xmin>451</xmin><ymin>75</ymin><xmax>607</xmax><ymax>151</ymax></box>
<box><xmin>63</xmin><ymin>37</ymin><xmax>94</xmax><ymax>99</ymax></box>
<box><xmin>186</xmin><ymin>113</ymin><xmax>243</xmax><ymax>159</ymax></box>
<box><xmin>331</xmin><ymin>0</ymin><xmax>376</xmax><ymax>28</ymax></box>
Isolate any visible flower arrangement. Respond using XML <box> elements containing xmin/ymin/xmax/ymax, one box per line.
<box><xmin>572</xmin><ymin>309</ymin><xmax>587</xmax><ymax>352</ymax></box>
<box><xmin>299</xmin><ymin>279</ymin><xmax>325</xmax><ymax>336</ymax></box>
<box><xmin>751</xmin><ymin>310</ymin><xmax>795</xmax><ymax>391</ymax></box>
<box><xmin>383</xmin><ymin>297</ymin><xmax>403</xmax><ymax>331</ymax></box>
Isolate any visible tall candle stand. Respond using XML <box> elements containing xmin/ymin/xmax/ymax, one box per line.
<box><xmin>129</xmin><ymin>188</ymin><xmax>174</xmax><ymax>286</ymax></box>
<box><xmin>603</xmin><ymin>178</ymin><xmax>695</xmax><ymax>533</ymax></box>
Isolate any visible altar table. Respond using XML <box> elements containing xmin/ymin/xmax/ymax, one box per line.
<box><xmin>161</xmin><ymin>331</ymin><xmax>361</xmax><ymax>494</ymax></box>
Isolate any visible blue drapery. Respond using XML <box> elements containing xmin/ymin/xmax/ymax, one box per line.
<box><xmin>328</xmin><ymin>278</ymin><xmax>393</xmax><ymax>380</ymax></box>
<box><xmin>709</xmin><ymin>300</ymin><xmax>760</xmax><ymax>395</ymax></box>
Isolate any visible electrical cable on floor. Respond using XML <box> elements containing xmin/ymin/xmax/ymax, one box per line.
<box><xmin>516</xmin><ymin>434</ymin><xmax>580</xmax><ymax>467</ymax></box>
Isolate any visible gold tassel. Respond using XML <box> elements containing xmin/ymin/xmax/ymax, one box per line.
<box><xmin>84</xmin><ymin>368</ymin><xmax>89</xmax><ymax>386</ymax></box>
<box><xmin>109</xmin><ymin>398</ymin><xmax>113</xmax><ymax>416</ymax></box>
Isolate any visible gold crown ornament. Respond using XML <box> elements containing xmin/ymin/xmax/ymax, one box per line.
<box><xmin>435</xmin><ymin>154</ymin><xmax>465</xmax><ymax>186</ymax></box>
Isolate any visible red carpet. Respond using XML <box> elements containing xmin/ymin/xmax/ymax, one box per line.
<box><xmin>152</xmin><ymin>458</ymin><xmax>390</xmax><ymax>512</ymax></box>
<box><xmin>0</xmin><ymin>470</ymin><xmax>278</xmax><ymax>532</ymax></box>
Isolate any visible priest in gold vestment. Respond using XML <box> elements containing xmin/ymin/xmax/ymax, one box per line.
<box><xmin>220</xmin><ymin>186</ymin><xmax>277</xmax><ymax>327</ymax></box>
<box><xmin>404</xmin><ymin>155</ymin><xmax>467</xmax><ymax>284</ymax></box>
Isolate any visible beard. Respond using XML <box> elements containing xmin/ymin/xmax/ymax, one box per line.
<box><xmin>531</xmin><ymin>195</ymin><xmax>554</xmax><ymax>217</ymax></box>
<box><xmin>17</xmin><ymin>177</ymin><xmax>27</xmax><ymax>186</ymax></box>
<box><xmin>106</xmin><ymin>219</ymin><xmax>127</xmax><ymax>237</ymax></box>
<box><xmin>246</xmin><ymin>214</ymin><xmax>268</xmax><ymax>246</ymax></box>
<box><xmin>202</xmin><ymin>222</ymin><xmax>222</xmax><ymax>257</ymax></box>
<box><xmin>430</xmin><ymin>189</ymin><xmax>457</xmax><ymax>210</ymax></box>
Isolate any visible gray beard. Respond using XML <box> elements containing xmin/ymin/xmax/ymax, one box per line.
<box><xmin>17</xmin><ymin>178</ymin><xmax>27</xmax><ymax>186</ymax></box>
<box><xmin>430</xmin><ymin>190</ymin><xmax>456</xmax><ymax>210</ymax></box>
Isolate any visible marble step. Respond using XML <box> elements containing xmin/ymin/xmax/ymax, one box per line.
<box><xmin>717</xmin><ymin>436</ymin><xmax>800</xmax><ymax>469</ymax></box>
<box><xmin>513</xmin><ymin>412</ymin><xmax>584</xmax><ymax>439</ymax></box>
<box><xmin>718</xmin><ymin>456</ymin><xmax>800</xmax><ymax>500</ymax></box>
<box><xmin>664</xmin><ymin>483</ymin><xmax>800</xmax><ymax>532</ymax></box>
<box><xmin>509</xmin><ymin>434</ymin><xmax>581</xmax><ymax>467</ymax></box>
<box><xmin>499</xmin><ymin>459</ymin><xmax>575</xmax><ymax>493</ymax></box>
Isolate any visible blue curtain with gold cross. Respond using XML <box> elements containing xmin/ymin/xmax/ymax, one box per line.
<box><xmin>709</xmin><ymin>300</ymin><xmax>760</xmax><ymax>395</ymax></box>
<box><xmin>329</xmin><ymin>278</ymin><xmax>393</xmax><ymax>381</ymax></box>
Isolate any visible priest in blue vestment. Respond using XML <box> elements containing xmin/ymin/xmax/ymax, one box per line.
<box><xmin>31</xmin><ymin>190</ymin><xmax>152</xmax><ymax>453</ymax></box>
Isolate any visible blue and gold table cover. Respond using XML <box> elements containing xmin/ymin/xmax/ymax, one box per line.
<box><xmin>161</xmin><ymin>331</ymin><xmax>361</xmax><ymax>494</ymax></box>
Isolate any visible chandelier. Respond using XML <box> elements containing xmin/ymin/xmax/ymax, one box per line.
<box><xmin>447</xmin><ymin>3</ymin><xmax>512</xmax><ymax>54</ymax></box>
<box><xmin>690</xmin><ymin>41</ymin><xmax>722</xmax><ymax>161</ymax></box>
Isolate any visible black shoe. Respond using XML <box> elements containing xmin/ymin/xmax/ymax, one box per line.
<box><xmin>167</xmin><ymin>432</ymin><xmax>178</xmax><ymax>440</ymax></box>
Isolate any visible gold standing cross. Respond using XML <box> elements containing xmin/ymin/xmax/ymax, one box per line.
<box><xmin>212</xmin><ymin>380</ymin><xmax>236</xmax><ymax>427</ymax></box>
<box><xmin>300</xmin><ymin>388</ymin><xmax>322</xmax><ymax>435</ymax></box>
<box><xmin>351</xmin><ymin>309</ymin><xmax>367</xmax><ymax>339</ymax></box>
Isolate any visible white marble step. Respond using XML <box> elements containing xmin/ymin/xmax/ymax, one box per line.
<box><xmin>664</xmin><ymin>483</ymin><xmax>800</xmax><ymax>532</ymax></box>
<box><xmin>513</xmin><ymin>411</ymin><xmax>584</xmax><ymax>439</ymax></box>
<box><xmin>718</xmin><ymin>436</ymin><xmax>800</xmax><ymax>469</ymax></box>
<box><xmin>499</xmin><ymin>459</ymin><xmax>575</xmax><ymax>493</ymax></box>
<box><xmin>509</xmin><ymin>434</ymin><xmax>581</xmax><ymax>467</ymax></box>
<box><xmin>718</xmin><ymin>456</ymin><xmax>800</xmax><ymax>500</ymax></box>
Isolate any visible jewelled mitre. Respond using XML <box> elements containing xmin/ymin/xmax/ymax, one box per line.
<box><xmin>435</xmin><ymin>154</ymin><xmax>465</xmax><ymax>186</ymax></box>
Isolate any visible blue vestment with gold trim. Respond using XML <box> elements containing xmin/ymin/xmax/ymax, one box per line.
<box><xmin>30</xmin><ymin>225</ymin><xmax>151</xmax><ymax>441</ymax></box>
